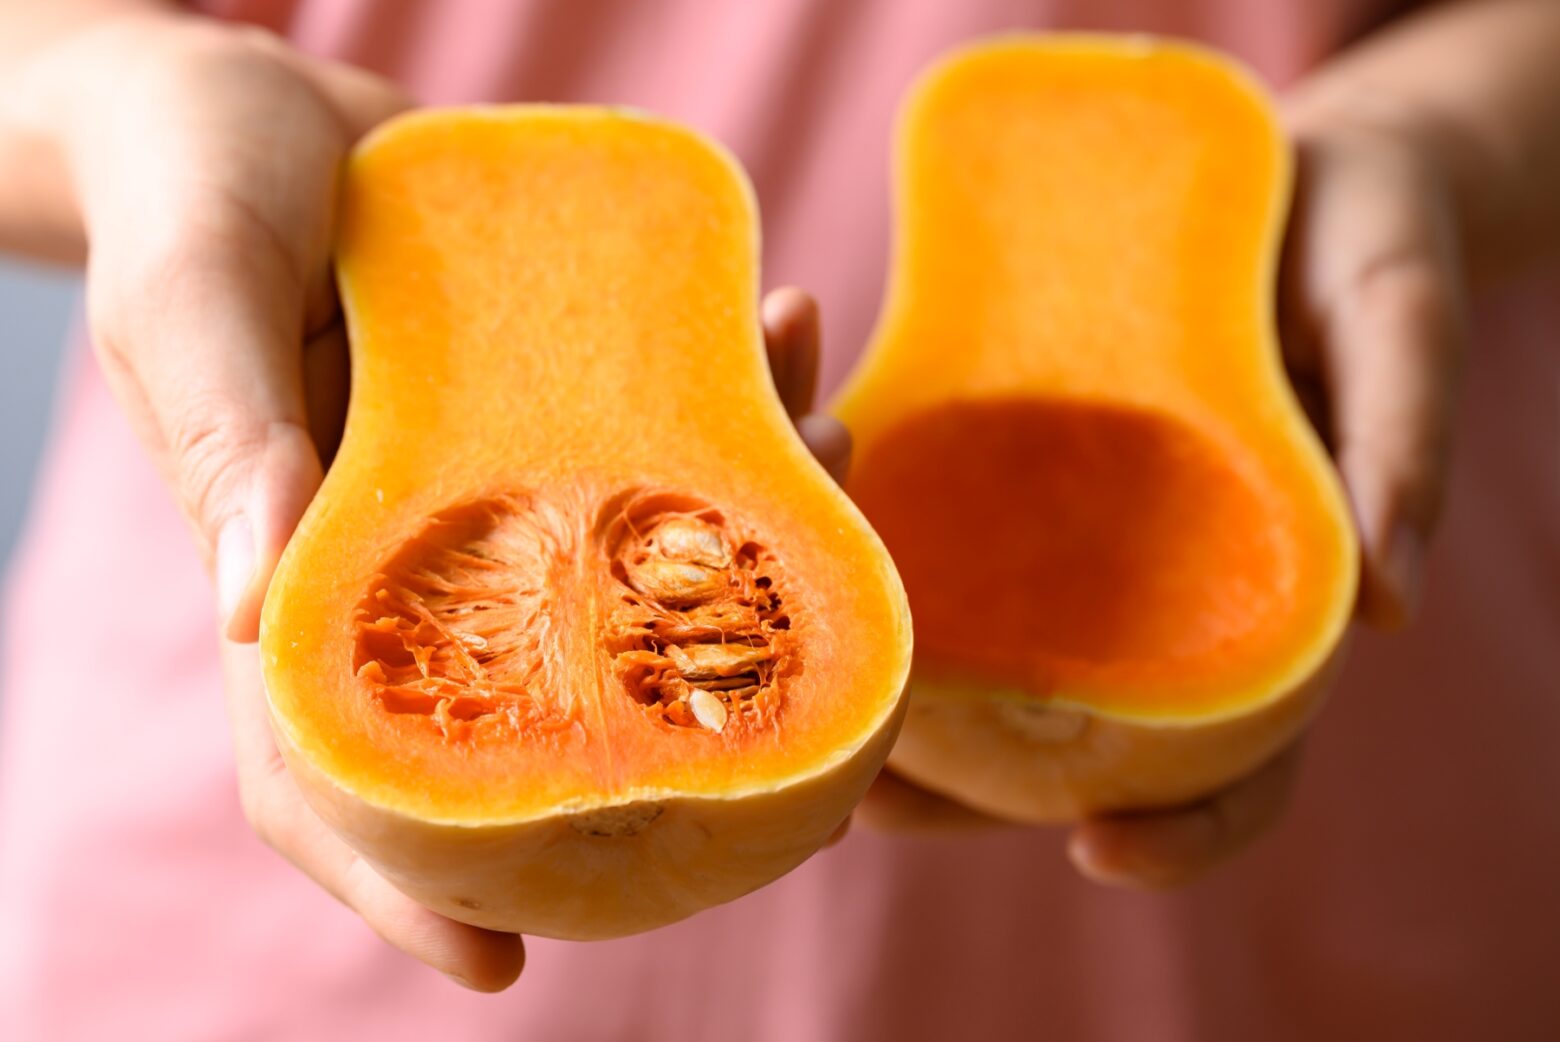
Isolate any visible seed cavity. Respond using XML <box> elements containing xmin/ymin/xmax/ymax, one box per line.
<box><xmin>352</xmin><ymin>495</ymin><xmax>568</xmax><ymax>739</ymax></box>
<box><xmin>603</xmin><ymin>492</ymin><xmax>797</xmax><ymax>734</ymax></box>
<box><xmin>354</xmin><ymin>487</ymin><xmax>799</xmax><ymax>741</ymax></box>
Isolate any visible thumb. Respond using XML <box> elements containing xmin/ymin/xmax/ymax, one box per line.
<box><xmin>1282</xmin><ymin>117</ymin><xmax>1467</xmax><ymax>628</ymax></box>
<box><xmin>60</xmin><ymin>39</ymin><xmax>375</xmax><ymax>641</ymax></box>
<box><xmin>762</xmin><ymin>286</ymin><xmax>852</xmax><ymax>482</ymax></box>
<box><xmin>86</xmin><ymin>222</ymin><xmax>327</xmax><ymax>643</ymax></box>
<box><xmin>762</xmin><ymin>286</ymin><xmax>821</xmax><ymax>417</ymax></box>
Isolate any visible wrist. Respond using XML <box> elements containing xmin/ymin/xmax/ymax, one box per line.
<box><xmin>3</xmin><ymin>10</ymin><xmax>222</xmax><ymax>138</ymax></box>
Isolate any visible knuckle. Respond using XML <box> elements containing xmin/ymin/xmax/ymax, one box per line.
<box><xmin>1338</xmin><ymin>250</ymin><xmax>1446</xmax><ymax>331</ymax></box>
<box><xmin>164</xmin><ymin>398</ymin><xmax>263</xmax><ymax>528</ymax></box>
<box><xmin>1334</xmin><ymin>249</ymin><xmax>1468</xmax><ymax>365</ymax></box>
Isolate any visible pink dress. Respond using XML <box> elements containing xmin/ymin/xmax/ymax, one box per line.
<box><xmin>3</xmin><ymin>2</ymin><xmax>1557</xmax><ymax>1038</ymax></box>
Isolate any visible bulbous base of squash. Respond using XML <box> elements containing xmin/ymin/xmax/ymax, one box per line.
<box><xmin>886</xmin><ymin>644</ymin><xmax>1346</xmax><ymax>824</ymax></box>
<box><xmin>275</xmin><ymin>694</ymin><xmax>904</xmax><ymax>940</ymax></box>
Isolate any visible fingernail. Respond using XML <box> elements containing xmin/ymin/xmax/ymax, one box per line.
<box><xmin>443</xmin><ymin>971</ymin><xmax>477</xmax><ymax>990</ymax></box>
<box><xmin>1382</xmin><ymin>523</ymin><xmax>1424</xmax><ymax>622</ymax></box>
<box><xmin>1068</xmin><ymin>812</ymin><xmax>1221</xmax><ymax>890</ymax></box>
<box><xmin>1066</xmin><ymin>829</ymin><xmax>1136</xmax><ymax>887</ymax></box>
<box><xmin>216</xmin><ymin>514</ymin><xmax>256</xmax><ymax>625</ymax></box>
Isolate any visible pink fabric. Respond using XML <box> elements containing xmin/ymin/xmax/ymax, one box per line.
<box><xmin>4</xmin><ymin>2</ymin><xmax>1558</xmax><ymax>1038</ymax></box>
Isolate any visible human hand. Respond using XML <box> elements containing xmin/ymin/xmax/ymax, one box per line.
<box><xmin>1067</xmin><ymin>96</ymin><xmax>1467</xmax><ymax>887</ymax></box>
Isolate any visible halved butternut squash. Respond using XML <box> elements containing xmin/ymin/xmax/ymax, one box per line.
<box><xmin>261</xmin><ymin>108</ymin><xmax>910</xmax><ymax>939</ymax></box>
<box><xmin>834</xmin><ymin>36</ymin><xmax>1357</xmax><ymax>822</ymax></box>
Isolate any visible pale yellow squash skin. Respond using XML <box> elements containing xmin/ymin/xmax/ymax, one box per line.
<box><xmin>276</xmin><ymin>710</ymin><xmax>902</xmax><ymax>940</ymax></box>
<box><xmin>887</xmin><ymin>654</ymin><xmax>1344</xmax><ymax>823</ymax></box>
<box><xmin>261</xmin><ymin>108</ymin><xmax>910</xmax><ymax>939</ymax></box>
<box><xmin>834</xmin><ymin>37</ymin><xmax>1357</xmax><ymax>823</ymax></box>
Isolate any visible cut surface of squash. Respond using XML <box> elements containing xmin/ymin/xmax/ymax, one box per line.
<box><xmin>261</xmin><ymin>108</ymin><xmax>910</xmax><ymax>938</ymax></box>
<box><xmin>833</xmin><ymin>36</ymin><xmax>1356</xmax><ymax>820</ymax></box>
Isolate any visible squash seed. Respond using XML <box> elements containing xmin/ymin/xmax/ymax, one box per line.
<box><xmin>652</xmin><ymin>516</ymin><xmax>731</xmax><ymax>568</ymax></box>
<box><xmin>689</xmin><ymin>688</ymin><xmax>728</xmax><ymax>733</ymax></box>
<box><xmin>624</xmin><ymin>558</ymin><xmax>727</xmax><ymax>606</ymax></box>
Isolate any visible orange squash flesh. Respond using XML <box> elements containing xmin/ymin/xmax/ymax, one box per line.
<box><xmin>260</xmin><ymin>108</ymin><xmax>910</xmax><ymax>939</ymax></box>
<box><xmin>833</xmin><ymin>36</ymin><xmax>1357</xmax><ymax>822</ymax></box>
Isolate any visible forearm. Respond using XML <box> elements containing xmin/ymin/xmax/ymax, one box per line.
<box><xmin>0</xmin><ymin>0</ymin><xmax>173</xmax><ymax>264</ymax></box>
<box><xmin>1287</xmin><ymin>0</ymin><xmax>1560</xmax><ymax>287</ymax></box>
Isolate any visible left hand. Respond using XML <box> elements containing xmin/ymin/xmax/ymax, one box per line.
<box><xmin>859</xmin><ymin>97</ymin><xmax>1469</xmax><ymax>887</ymax></box>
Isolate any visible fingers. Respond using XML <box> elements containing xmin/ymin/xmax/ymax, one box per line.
<box><xmin>855</xmin><ymin>768</ymin><xmax>1007</xmax><ymax>834</ymax></box>
<box><xmin>762</xmin><ymin>286</ymin><xmax>821</xmax><ymax>418</ymax></box>
<box><xmin>823</xmin><ymin>815</ymin><xmax>853</xmax><ymax>848</ymax></box>
<box><xmin>1281</xmin><ymin>115</ymin><xmax>1468</xmax><ymax>628</ymax></box>
<box><xmin>221</xmin><ymin>641</ymin><xmax>525</xmax><ymax>991</ymax></box>
<box><xmin>761</xmin><ymin>286</ymin><xmax>853</xmax><ymax>483</ymax></box>
<box><xmin>797</xmin><ymin>414</ymin><xmax>853</xmax><ymax>484</ymax></box>
<box><xmin>1067</xmin><ymin>745</ymin><xmax>1302</xmax><ymax>888</ymax></box>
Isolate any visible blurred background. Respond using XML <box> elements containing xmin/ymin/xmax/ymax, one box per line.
<box><xmin>0</xmin><ymin>262</ymin><xmax>77</xmax><ymax>572</ymax></box>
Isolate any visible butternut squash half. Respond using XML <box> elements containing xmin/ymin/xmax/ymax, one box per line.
<box><xmin>834</xmin><ymin>37</ymin><xmax>1357</xmax><ymax>822</ymax></box>
<box><xmin>260</xmin><ymin>108</ymin><xmax>910</xmax><ymax>940</ymax></box>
